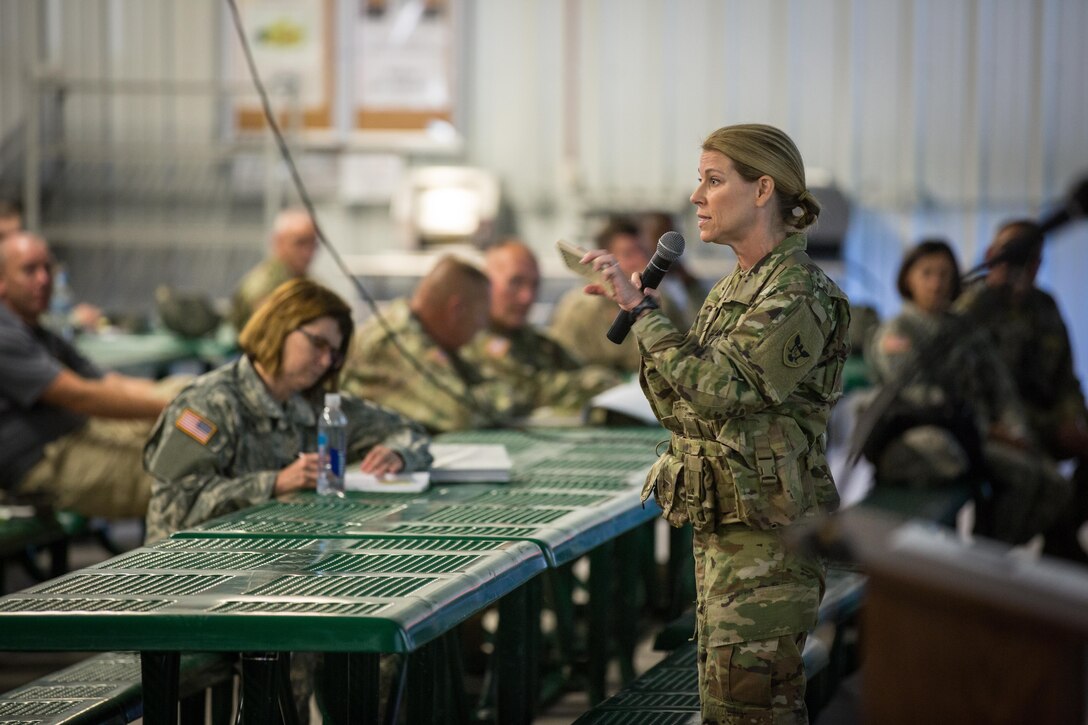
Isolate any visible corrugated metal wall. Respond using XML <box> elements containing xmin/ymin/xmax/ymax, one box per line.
<box><xmin>0</xmin><ymin>0</ymin><xmax>1085</xmax><ymax>383</ymax></box>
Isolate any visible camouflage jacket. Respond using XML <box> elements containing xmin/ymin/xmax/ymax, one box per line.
<box><xmin>867</xmin><ymin>301</ymin><xmax>1030</xmax><ymax>440</ymax></box>
<box><xmin>229</xmin><ymin>258</ymin><xmax>295</xmax><ymax>333</ymax></box>
<box><xmin>340</xmin><ymin>299</ymin><xmax>518</xmax><ymax>433</ymax></box>
<box><xmin>634</xmin><ymin>234</ymin><xmax>849</xmax><ymax>532</ymax></box>
<box><xmin>957</xmin><ymin>283</ymin><xmax>1086</xmax><ymax>454</ymax></box>
<box><xmin>548</xmin><ymin>285</ymin><xmax>697</xmax><ymax>376</ymax></box>
<box><xmin>461</xmin><ymin>323</ymin><xmax>622</xmax><ymax>415</ymax></box>
<box><xmin>143</xmin><ymin>355</ymin><xmax>431</xmax><ymax>542</ymax></box>
<box><xmin>549</xmin><ymin>290</ymin><xmax>642</xmax><ymax>374</ymax></box>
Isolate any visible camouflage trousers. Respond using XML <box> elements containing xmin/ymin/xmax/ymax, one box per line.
<box><xmin>17</xmin><ymin>417</ymin><xmax>154</xmax><ymax>519</ymax></box>
<box><xmin>693</xmin><ymin>523</ymin><xmax>824</xmax><ymax>725</ymax></box>
<box><xmin>289</xmin><ymin>652</ymin><xmax>402</xmax><ymax>724</ymax></box>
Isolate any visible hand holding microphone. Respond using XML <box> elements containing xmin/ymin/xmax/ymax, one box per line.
<box><xmin>594</xmin><ymin>231</ymin><xmax>685</xmax><ymax>344</ymax></box>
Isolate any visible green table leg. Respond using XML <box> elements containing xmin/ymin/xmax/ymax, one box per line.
<box><xmin>323</xmin><ymin>652</ymin><xmax>379</xmax><ymax>725</ymax></box>
<box><xmin>496</xmin><ymin>576</ymin><xmax>540</xmax><ymax>724</ymax></box>
<box><xmin>141</xmin><ymin>651</ymin><xmax>180</xmax><ymax>725</ymax></box>
<box><xmin>588</xmin><ymin>541</ymin><xmax>615</xmax><ymax>704</ymax></box>
<box><xmin>240</xmin><ymin>652</ymin><xmax>277</xmax><ymax>725</ymax></box>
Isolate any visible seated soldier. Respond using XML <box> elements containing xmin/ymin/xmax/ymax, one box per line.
<box><xmin>460</xmin><ymin>238</ymin><xmax>621</xmax><ymax>418</ymax></box>
<box><xmin>866</xmin><ymin>239</ymin><xmax>1069</xmax><ymax>544</ymax></box>
<box><xmin>0</xmin><ymin>232</ymin><xmax>168</xmax><ymax>518</ymax></box>
<box><xmin>340</xmin><ymin>255</ymin><xmax>519</xmax><ymax>432</ymax></box>
<box><xmin>229</xmin><ymin>208</ymin><xmax>318</xmax><ymax>333</ymax></box>
<box><xmin>958</xmin><ymin>220</ymin><xmax>1088</xmax><ymax>562</ymax></box>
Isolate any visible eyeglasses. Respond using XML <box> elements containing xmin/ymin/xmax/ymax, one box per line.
<box><xmin>296</xmin><ymin>327</ymin><xmax>343</xmax><ymax>367</ymax></box>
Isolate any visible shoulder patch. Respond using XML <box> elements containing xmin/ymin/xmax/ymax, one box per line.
<box><xmin>484</xmin><ymin>336</ymin><xmax>510</xmax><ymax>359</ymax></box>
<box><xmin>175</xmin><ymin>408</ymin><xmax>218</xmax><ymax>445</ymax></box>
<box><xmin>783</xmin><ymin>332</ymin><xmax>812</xmax><ymax>368</ymax></box>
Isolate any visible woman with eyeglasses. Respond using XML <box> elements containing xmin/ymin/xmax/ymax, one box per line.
<box><xmin>143</xmin><ymin>278</ymin><xmax>432</xmax><ymax>544</ymax></box>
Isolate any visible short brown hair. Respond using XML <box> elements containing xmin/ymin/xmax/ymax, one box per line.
<box><xmin>239</xmin><ymin>278</ymin><xmax>353</xmax><ymax>392</ymax></box>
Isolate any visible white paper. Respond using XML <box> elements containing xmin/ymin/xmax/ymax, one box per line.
<box><xmin>344</xmin><ymin>470</ymin><xmax>430</xmax><ymax>493</ymax></box>
<box><xmin>588</xmin><ymin>380</ymin><xmax>658</xmax><ymax>425</ymax></box>
<box><xmin>429</xmin><ymin>443</ymin><xmax>511</xmax><ymax>483</ymax></box>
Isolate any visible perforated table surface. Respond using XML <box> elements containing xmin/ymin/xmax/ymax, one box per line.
<box><xmin>180</xmin><ymin>427</ymin><xmax>668</xmax><ymax>566</ymax></box>
<box><xmin>0</xmin><ymin>427</ymin><xmax>667</xmax><ymax>724</ymax></box>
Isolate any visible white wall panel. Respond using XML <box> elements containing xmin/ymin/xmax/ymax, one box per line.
<box><xmin>2</xmin><ymin>0</ymin><xmax>1086</xmax><ymax>383</ymax></box>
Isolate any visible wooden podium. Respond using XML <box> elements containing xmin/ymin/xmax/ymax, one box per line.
<box><xmin>839</xmin><ymin>510</ymin><xmax>1088</xmax><ymax>724</ymax></box>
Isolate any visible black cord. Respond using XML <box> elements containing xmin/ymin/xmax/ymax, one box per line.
<box><xmin>225</xmin><ymin>0</ymin><xmax>644</xmax><ymax>447</ymax></box>
<box><xmin>224</xmin><ymin>0</ymin><xmax>507</xmax><ymax>428</ymax></box>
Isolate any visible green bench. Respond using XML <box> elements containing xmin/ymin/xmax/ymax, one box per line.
<box><xmin>571</xmin><ymin>635</ymin><xmax>831</xmax><ymax>724</ymax></box>
<box><xmin>0</xmin><ymin>652</ymin><xmax>235</xmax><ymax>725</ymax></box>
<box><xmin>0</xmin><ymin>509</ymin><xmax>89</xmax><ymax>595</ymax></box>
<box><xmin>637</xmin><ymin>566</ymin><xmax>867</xmax><ymax>722</ymax></box>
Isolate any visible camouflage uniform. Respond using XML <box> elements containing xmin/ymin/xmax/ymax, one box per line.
<box><xmin>957</xmin><ymin>283</ymin><xmax>1088</xmax><ymax>560</ymax></box>
<box><xmin>229</xmin><ymin>258</ymin><xmax>295</xmax><ymax>333</ymax></box>
<box><xmin>549</xmin><ymin>287</ymin><xmax>696</xmax><ymax>376</ymax></box>
<box><xmin>143</xmin><ymin>354</ymin><xmax>431</xmax><ymax>543</ymax></box>
<box><xmin>549</xmin><ymin>290</ymin><xmax>642</xmax><ymax>374</ymax></box>
<box><xmin>867</xmin><ymin>301</ymin><xmax>1070</xmax><ymax>544</ymax></box>
<box><xmin>340</xmin><ymin>298</ymin><xmax>519</xmax><ymax>433</ymax></box>
<box><xmin>636</xmin><ymin>235</ymin><xmax>849</xmax><ymax>724</ymax></box>
<box><xmin>460</xmin><ymin>322</ymin><xmax>622</xmax><ymax>415</ymax></box>
<box><xmin>957</xmin><ymin>284</ymin><xmax>1087</xmax><ymax>459</ymax></box>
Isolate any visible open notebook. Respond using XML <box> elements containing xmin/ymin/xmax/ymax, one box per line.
<box><xmin>343</xmin><ymin>443</ymin><xmax>512</xmax><ymax>493</ymax></box>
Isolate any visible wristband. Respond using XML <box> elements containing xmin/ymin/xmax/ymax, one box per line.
<box><xmin>629</xmin><ymin>295</ymin><xmax>659</xmax><ymax>320</ymax></box>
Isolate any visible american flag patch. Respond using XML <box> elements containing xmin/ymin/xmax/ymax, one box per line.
<box><xmin>176</xmin><ymin>408</ymin><xmax>217</xmax><ymax>445</ymax></box>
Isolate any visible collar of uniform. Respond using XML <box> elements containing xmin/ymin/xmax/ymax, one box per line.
<box><xmin>234</xmin><ymin>354</ymin><xmax>316</xmax><ymax>426</ymax></box>
<box><xmin>721</xmin><ymin>233</ymin><xmax>808</xmax><ymax>304</ymax></box>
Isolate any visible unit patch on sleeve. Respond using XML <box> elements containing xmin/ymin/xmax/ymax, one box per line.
<box><xmin>783</xmin><ymin>332</ymin><xmax>812</xmax><ymax>368</ymax></box>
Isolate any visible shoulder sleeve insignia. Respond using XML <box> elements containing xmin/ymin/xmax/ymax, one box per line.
<box><xmin>783</xmin><ymin>332</ymin><xmax>812</xmax><ymax>368</ymax></box>
<box><xmin>485</xmin><ymin>336</ymin><xmax>510</xmax><ymax>359</ymax></box>
<box><xmin>176</xmin><ymin>407</ymin><xmax>218</xmax><ymax>445</ymax></box>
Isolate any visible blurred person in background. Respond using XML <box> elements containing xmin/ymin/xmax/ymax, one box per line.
<box><xmin>0</xmin><ymin>231</ymin><xmax>167</xmax><ymax>518</ymax></box>
<box><xmin>957</xmin><ymin>220</ymin><xmax>1088</xmax><ymax>563</ymax></box>
<box><xmin>461</xmin><ymin>237</ymin><xmax>621</xmax><ymax>418</ymax></box>
<box><xmin>0</xmin><ymin>199</ymin><xmax>22</xmax><ymax>236</ymax></box>
<box><xmin>639</xmin><ymin>210</ymin><xmax>707</xmax><ymax>331</ymax></box>
<box><xmin>867</xmin><ymin>238</ymin><xmax>1070</xmax><ymax>545</ymax></box>
<box><xmin>229</xmin><ymin>208</ymin><xmax>319</xmax><ymax>332</ymax></box>
<box><xmin>0</xmin><ymin>200</ymin><xmax>102</xmax><ymax>333</ymax></box>
<box><xmin>549</xmin><ymin>217</ymin><xmax>654</xmax><ymax>375</ymax></box>
<box><xmin>341</xmin><ymin>255</ymin><xmax>519</xmax><ymax>432</ymax></box>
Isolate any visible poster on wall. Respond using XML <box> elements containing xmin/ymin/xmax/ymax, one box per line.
<box><xmin>354</xmin><ymin>0</ymin><xmax>457</xmax><ymax>132</ymax></box>
<box><xmin>232</xmin><ymin>0</ymin><xmax>333</xmax><ymax>131</ymax></box>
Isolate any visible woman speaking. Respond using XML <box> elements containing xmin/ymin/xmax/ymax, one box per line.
<box><xmin>583</xmin><ymin>124</ymin><xmax>850</xmax><ymax>724</ymax></box>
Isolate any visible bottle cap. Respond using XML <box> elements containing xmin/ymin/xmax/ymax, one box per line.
<box><xmin>324</xmin><ymin>393</ymin><xmax>341</xmax><ymax>408</ymax></box>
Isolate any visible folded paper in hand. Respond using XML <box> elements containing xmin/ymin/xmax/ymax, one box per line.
<box><xmin>429</xmin><ymin>443</ymin><xmax>512</xmax><ymax>483</ymax></box>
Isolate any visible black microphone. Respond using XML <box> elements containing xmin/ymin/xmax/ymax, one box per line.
<box><xmin>606</xmin><ymin>231</ymin><xmax>685</xmax><ymax>344</ymax></box>
<box><xmin>1038</xmin><ymin>175</ymin><xmax>1088</xmax><ymax>233</ymax></box>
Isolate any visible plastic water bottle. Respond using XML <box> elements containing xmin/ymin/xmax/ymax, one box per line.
<box><xmin>316</xmin><ymin>393</ymin><xmax>348</xmax><ymax>496</ymax></box>
<box><xmin>50</xmin><ymin>265</ymin><xmax>75</xmax><ymax>341</ymax></box>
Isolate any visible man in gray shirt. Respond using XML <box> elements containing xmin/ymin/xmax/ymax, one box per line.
<box><xmin>0</xmin><ymin>231</ymin><xmax>167</xmax><ymax>518</ymax></box>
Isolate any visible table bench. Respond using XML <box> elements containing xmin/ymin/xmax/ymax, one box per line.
<box><xmin>570</xmin><ymin>633</ymin><xmax>832</xmax><ymax>724</ymax></box>
<box><xmin>0</xmin><ymin>509</ymin><xmax>88</xmax><ymax>595</ymax></box>
<box><xmin>0</xmin><ymin>651</ymin><xmax>233</xmax><ymax>725</ymax></box>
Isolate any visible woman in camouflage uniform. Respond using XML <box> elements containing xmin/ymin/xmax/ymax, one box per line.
<box><xmin>867</xmin><ymin>240</ymin><xmax>1069</xmax><ymax>544</ymax></box>
<box><xmin>144</xmin><ymin>278</ymin><xmax>432</xmax><ymax>543</ymax></box>
<box><xmin>583</xmin><ymin>124</ymin><xmax>850</xmax><ymax>724</ymax></box>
